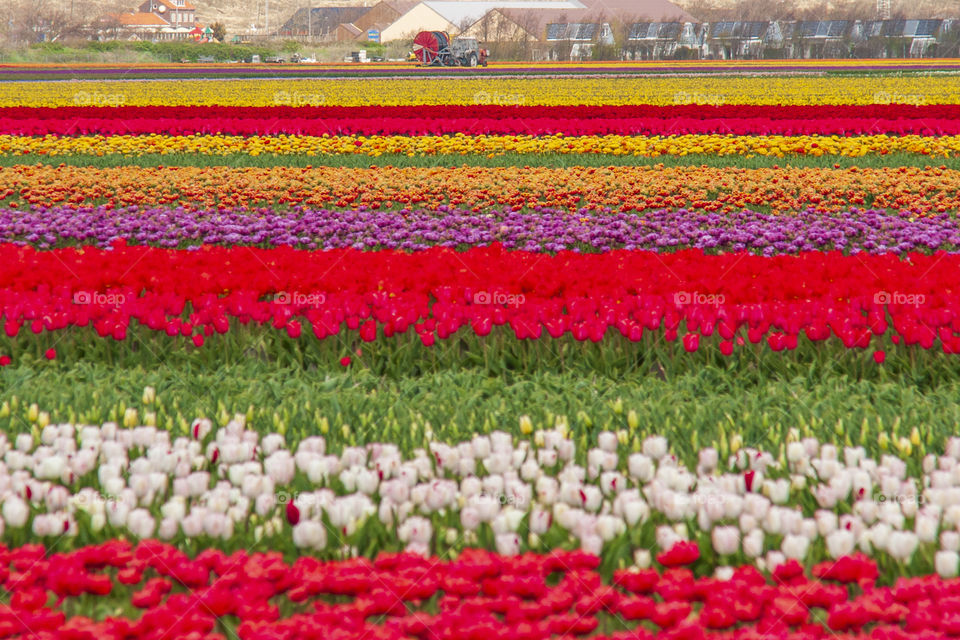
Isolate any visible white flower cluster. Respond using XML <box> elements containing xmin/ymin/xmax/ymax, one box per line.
<box><xmin>1</xmin><ymin>415</ymin><xmax>959</xmax><ymax>576</ymax></box>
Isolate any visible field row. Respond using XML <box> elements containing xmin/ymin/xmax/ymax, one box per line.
<box><xmin>5</xmin><ymin>76</ymin><xmax>960</xmax><ymax>107</ymax></box>
<box><xmin>0</xmin><ymin>205</ymin><xmax>958</xmax><ymax>255</ymax></box>
<box><xmin>0</xmin><ymin>541</ymin><xmax>954</xmax><ymax>640</ymax></box>
<box><xmin>0</xmin><ymin>391</ymin><xmax>955</xmax><ymax>573</ymax></box>
<box><xmin>0</xmin><ymin>245</ymin><xmax>957</xmax><ymax>362</ymax></box>
<box><xmin>2</xmin><ymin>133</ymin><xmax>959</xmax><ymax>158</ymax></box>
<box><xmin>11</xmin><ymin>107</ymin><xmax>960</xmax><ymax>136</ymax></box>
<box><xmin>3</xmin><ymin>164</ymin><xmax>959</xmax><ymax>213</ymax></box>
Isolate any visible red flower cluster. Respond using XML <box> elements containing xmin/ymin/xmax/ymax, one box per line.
<box><xmin>1</xmin><ymin>243</ymin><xmax>959</xmax><ymax>355</ymax></box>
<box><xmin>2</xmin><ymin>104</ymin><xmax>959</xmax><ymax>136</ymax></box>
<box><xmin>2</xmin><ymin>540</ymin><xmax>958</xmax><ymax>640</ymax></box>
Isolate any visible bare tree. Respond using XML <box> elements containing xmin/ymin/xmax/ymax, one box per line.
<box><xmin>10</xmin><ymin>0</ymin><xmax>92</xmax><ymax>43</ymax></box>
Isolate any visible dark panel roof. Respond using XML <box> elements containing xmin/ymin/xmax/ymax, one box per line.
<box><xmin>280</xmin><ymin>7</ymin><xmax>368</xmax><ymax>33</ymax></box>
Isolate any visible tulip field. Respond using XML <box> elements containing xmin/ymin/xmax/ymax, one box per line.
<box><xmin>4</xmin><ymin>61</ymin><xmax>960</xmax><ymax>639</ymax></box>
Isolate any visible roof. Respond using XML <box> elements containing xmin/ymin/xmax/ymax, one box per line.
<box><xmin>708</xmin><ymin>21</ymin><xmax>769</xmax><ymax>40</ymax></box>
<box><xmin>494</xmin><ymin>6</ymin><xmax>584</xmax><ymax>37</ymax></box>
<box><xmin>795</xmin><ymin>20</ymin><xmax>850</xmax><ymax>38</ymax></box>
<box><xmin>546</xmin><ymin>22</ymin><xmax>598</xmax><ymax>40</ymax></box>
<box><xmin>482</xmin><ymin>0</ymin><xmax>692</xmax><ymax>38</ymax></box>
<box><xmin>488</xmin><ymin>0</ymin><xmax>697</xmax><ymax>39</ymax></box>
<box><xmin>628</xmin><ymin>21</ymin><xmax>681</xmax><ymax>40</ymax></box>
<box><xmin>577</xmin><ymin>0</ymin><xmax>695</xmax><ymax>23</ymax></box>
<box><xmin>118</xmin><ymin>12</ymin><xmax>170</xmax><ymax>26</ymax></box>
<box><xmin>281</xmin><ymin>7</ymin><xmax>369</xmax><ymax>33</ymax></box>
<box><xmin>905</xmin><ymin>19</ymin><xmax>942</xmax><ymax>36</ymax></box>
<box><xmin>422</xmin><ymin>0</ymin><xmax>583</xmax><ymax>28</ymax></box>
<box><xmin>381</xmin><ymin>0</ymin><xmax>419</xmax><ymax>15</ymax></box>
<box><xmin>337</xmin><ymin>21</ymin><xmax>363</xmax><ymax>35</ymax></box>
<box><xmin>156</xmin><ymin>0</ymin><xmax>196</xmax><ymax>12</ymax></box>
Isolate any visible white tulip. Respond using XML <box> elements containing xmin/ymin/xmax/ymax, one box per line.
<box><xmin>815</xmin><ymin>510</ymin><xmax>838</xmax><ymax>537</ymax></box>
<box><xmin>160</xmin><ymin>497</ymin><xmax>187</xmax><ymax>522</ymax></box>
<box><xmin>765</xmin><ymin>550</ymin><xmax>786</xmax><ymax>572</ymax></box>
<box><xmin>398</xmin><ymin>516</ymin><xmax>432</xmax><ymax>545</ymax></box>
<box><xmin>15</xmin><ymin>434</ymin><xmax>32</xmax><ymax>452</ymax></box>
<box><xmin>826</xmin><ymin>530</ymin><xmax>855</xmax><ymax>559</ymax></box>
<box><xmin>786</xmin><ymin>442</ymin><xmax>805</xmax><ymax>465</ymax></box>
<box><xmin>181</xmin><ymin>511</ymin><xmax>204</xmax><ymax>537</ymax></box>
<box><xmin>942</xmin><ymin>531</ymin><xmax>960</xmax><ymax>552</ymax></box>
<box><xmin>292</xmin><ymin>521</ymin><xmax>327</xmax><ymax>550</ymax></box>
<box><xmin>2</xmin><ymin>496</ymin><xmax>28</xmax><ymax>527</ymax></box>
<box><xmin>622</xmin><ymin>499</ymin><xmax>649</xmax><ymax>527</ymax></box>
<box><xmin>936</xmin><ymin>551</ymin><xmax>959</xmax><ymax>578</ymax></box>
<box><xmin>106</xmin><ymin>500</ymin><xmax>129</xmax><ymax>528</ymax></box>
<box><xmin>711</xmin><ymin>526</ymin><xmax>740</xmax><ymax>555</ymax></box>
<box><xmin>642</xmin><ymin>436</ymin><xmax>668</xmax><ymax>460</ymax></box>
<box><xmin>887</xmin><ymin>531</ymin><xmax>919</xmax><ymax>562</ymax></box>
<box><xmin>743</xmin><ymin>529</ymin><xmax>764</xmax><ymax>558</ymax></box>
<box><xmin>698</xmin><ymin>448</ymin><xmax>719</xmax><ymax>473</ymax></box>
<box><xmin>529</xmin><ymin>507</ymin><xmax>551</xmax><ymax>534</ymax></box>
<box><xmin>127</xmin><ymin>508</ymin><xmax>155</xmax><ymax>539</ymax></box>
<box><xmin>264</xmin><ymin>451</ymin><xmax>295</xmax><ymax>485</ymax></box>
<box><xmin>916</xmin><ymin>514</ymin><xmax>939</xmax><ymax>543</ymax></box>
<box><xmin>597</xmin><ymin>432</ymin><xmax>618</xmax><ymax>453</ymax></box>
<box><xmin>36</xmin><ymin>455</ymin><xmax>65</xmax><ymax>481</ymax></box>
<box><xmin>596</xmin><ymin>515</ymin><xmax>625</xmax><ymax>541</ymax></box>
<box><xmin>782</xmin><ymin>534</ymin><xmax>810</xmax><ymax>560</ymax></box>
<box><xmin>580</xmin><ymin>533</ymin><xmax>603</xmax><ymax>556</ymax></box>
<box><xmin>814</xmin><ymin>484</ymin><xmax>838</xmax><ymax>508</ymax></box>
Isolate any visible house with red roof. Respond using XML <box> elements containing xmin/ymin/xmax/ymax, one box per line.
<box><xmin>137</xmin><ymin>0</ymin><xmax>198</xmax><ymax>29</ymax></box>
<box><xmin>100</xmin><ymin>0</ymin><xmax>203</xmax><ymax>41</ymax></box>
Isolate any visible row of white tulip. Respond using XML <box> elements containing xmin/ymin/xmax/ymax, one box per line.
<box><xmin>2</xmin><ymin>412</ymin><xmax>960</xmax><ymax>576</ymax></box>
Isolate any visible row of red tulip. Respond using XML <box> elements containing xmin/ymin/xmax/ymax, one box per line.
<box><xmin>0</xmin><ymin>243</ymin><xmax>958</xmax><ymax>354</ymax></box>
<box><xmin>4</xmin><ymin>114</ymin><xmax>959</xmax><ymax>136</ymax></box>
<box><xmin>7</xmin><ymin>104</ymin><xmax>960</xmax><ymax>120</ymax></box>
<box><xmin>3</xmin><ymin>539</ymin><xmax>958</xmax><ymax>640</ymax></box>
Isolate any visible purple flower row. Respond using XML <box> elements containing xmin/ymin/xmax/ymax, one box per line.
<box><xmin>1</xmin><ymin>205</ymin><xmax>958</xmax><ymax>254</ymax></box>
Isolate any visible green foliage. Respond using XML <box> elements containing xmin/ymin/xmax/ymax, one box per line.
<box><xmin>83</xmin><ymin>41</ymin><xmax>123</xmax><ymax>52</ymax></box>
<box><xmin>28</xmin><ymin>42</ymin><xmax>69</xmax><ymax>53</ymax></box>
<box><xmin>0</xmin><ymin>357</ymin><xmax>953</xmax><ymax>464</ymax></box>
<box><xmin>211</xmin><ymin>22</ymin><xmax>227</xmax><ymax>43</ymax></box>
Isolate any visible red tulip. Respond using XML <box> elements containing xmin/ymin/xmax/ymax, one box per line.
<box><xmin>656</xmin><ymin>542</ymin><xmax>700</xmax><ymax>567</ymax></box>
<box><xmin>285</xmin><ymin>501</ymin><xmax>300</xmax><ymax>526</ymax></box>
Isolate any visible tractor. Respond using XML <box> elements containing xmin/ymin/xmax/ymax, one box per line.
<box><xmin>412</xmin><ymin>32</ymin><xmax>488</xmax><ymax>67</ymax></box>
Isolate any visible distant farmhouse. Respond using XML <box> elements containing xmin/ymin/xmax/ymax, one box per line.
<box><xmin>99</xmin><ymin>0</ymin><xmax>209</xmax><ymax>41</ymax></box>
